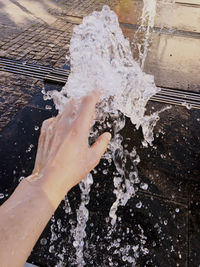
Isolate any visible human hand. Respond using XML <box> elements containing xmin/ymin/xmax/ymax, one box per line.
<box><xmin>28</xmin><ymin>91</ymin><xmax>111</xmax><ymax>207</ymax></box>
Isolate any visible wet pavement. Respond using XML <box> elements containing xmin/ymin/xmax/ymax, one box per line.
<box><xmin>0</xmin><ymin>0</ymin><xmax>200</xmax><ymax>266</ymax></box>
<box><xmin>0</xmin><ymin>90</ymin><xmax>199</xmax><ymax>266</ymax></box>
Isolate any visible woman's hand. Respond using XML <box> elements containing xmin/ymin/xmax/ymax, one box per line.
<box><xmin>28</xmin><ymin>90</ymin><xmax>111</xmax><ymax>207</ymax></box>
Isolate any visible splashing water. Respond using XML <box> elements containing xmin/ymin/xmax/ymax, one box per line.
<box><xmin>133</xmin><ymin>0</ymin><xmax>157</xmax><ymax>69</ymax></box>
<box><xmin>132</xmin><ymin>0</ymin><xmax>175</xmax><ymax>69</ymax></box>
<box><xmin>73</xmin><ymin>174</ymin><xmax>93</xmax><ymax>267</ymax></box>
<box><xmin>45</xmin><ymin>5</ymin><xmax>164</xmax><ymax>266</ymax></box>
<box><xmin>48</xmin><ymin>5</ymin><xmax>159</xmax><ymax>145</ymax></box>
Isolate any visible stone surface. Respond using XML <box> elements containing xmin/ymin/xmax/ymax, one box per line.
<box><xmin>0</xmin><ymin>106</ymin><xmax>54</xmax><ymax>197</ymax></box>
<box><xmin>123</xmin><ymin>102</ymin><xmax>191</xmax><ymax>204</ymax></box>
<box><xmin>189</xmin><ymin>181</ymin><xmax>200</xmax><ymax>267</ymax></box>
<box><xmin>114</xmin><ymin>0</ymin><xmax>200</xmax><ymax>33</ymax></box>
<box><xmin>0</xmin><ymin>71</ymin><xmax>43</xmax><ymax>131</ymax></box>
<box><xmin>28</xmin><ymin>187</ymin><xmax>188</xmax><ymax>266</ymax></box>
<box><xmin>144</xmin><ymin>34</ymin><xmax>200</xmax><ymax>92</ymax></box>
<box><xmin>0</xmin><ymin>0</ymin><xmax>200</xmax><ymax>91</ymax></box>
<box><xmin>0</xmin><ymin>94</ymin><xmax>197</xmax><ymax>267</ymax></box>
<box><xmin>188</xmin><ymin>108</ymin><xmax>200</xmax><ymax>266</ymax></box>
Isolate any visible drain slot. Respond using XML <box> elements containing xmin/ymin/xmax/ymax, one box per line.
<box><xmin>0</xmin><ymin>57</ymin><xmax>200</xmax><ymax>110</ymax></box>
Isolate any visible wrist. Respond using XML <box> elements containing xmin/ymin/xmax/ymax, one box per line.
<box><xmin>25</xmin><ymin>171</ymin><xmax>69</xmax><ymax>209</ymax></box>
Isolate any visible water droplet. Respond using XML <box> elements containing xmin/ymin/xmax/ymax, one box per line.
<box><xmin>136</xmin><ymin>201</ymin><xmax>142</xmax><ymax>208</ymax></box>
<box><xmin>45</xmin><ymin>105</ymin><xmax>52</xmax><ymax>110</ymax></box>
<box><xmin>122</xmin><ymin>256</ymin><xmax>127</xmax><ymax>262</ymax></box>
<box><xmin>182</xmin><ymin>101</ymin><xmax>192</xmax><ymax>110</ymax></box>
<box><xmin>49</xmin><ymin>245</ymin><xmax>55</xmax><ymax>253</ymax></box>
<box><xmin>142</xmin><ymin>247</ymin><xmax>149</xmax><ymax>255</ymax></box>
<box><xmin>140</xmin><ymin>183</ymin><xmax>148</xmax><ymax>190</ymax></box>
<box><xmin>103</xmin><ymin>169</ymin><xmax>108</xmax><ymax>175</ymax></box>
<box><xmin>132</xmin><ymin>245</ymin><xmax>139</xmax><ymax>252</ymax></box>
<box><xmin>0</xmin><ymin>193</ymin><xmax>4</xmax><ymax>199</ymax></box>
<box><xmin>40</xmin><ymin>238</ymin><xmax>47</xmax><ymax>245</ymax></box>
<box><xmin>18</xmin><ymin>176</ymin><xmax>25</xmax><ymax>182</ymax></box>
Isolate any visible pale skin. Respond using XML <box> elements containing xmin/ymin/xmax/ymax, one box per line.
<box><xmin>0</xmin><ymin>91</ymin><xmax>111</xmax><ymax>267</ymax></box>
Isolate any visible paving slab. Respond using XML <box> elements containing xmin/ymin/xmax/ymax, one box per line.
<box><xmin>0</xmin><ymin>0</ymin><xmax>58</xmax><ymax>28</ymax></box>
<box><xmin>144</xmin><ymin>34</ymin><xmax>200</xmax><ymax>92</ymax></box>
<box><xmin>156</xmin><ymin>1</ymin><xmax>200</xmax><ymax>33</ymax></box>
<box><xmin>114</xmin><ymin>0</ymin><xmax>200</xmax><ymax>33</ymax></box>
<box><xmin>0</xmin><ymin>71</ymin><xmax>43</xmax><ymax>132</ymax></box>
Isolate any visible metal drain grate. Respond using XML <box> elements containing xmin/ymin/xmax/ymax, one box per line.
<box><xmin>1</xmin><ymin>57</ymin><xmax>200</xmax><ymax>110</ymax></box>
<box><xmin>0</xmin><ymin>57</ymin><xmax>70</xmax><ymax>83</ymax></box>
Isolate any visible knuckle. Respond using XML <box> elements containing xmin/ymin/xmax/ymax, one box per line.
<box><xmin>41</xmin><ymin>118</ymin><xmax>53</xmax><ymax>134</ymax></box>
<box><xmin>42</xmin><ymin>118</ymin><xmax>53</xmax><ymax>127</ymax></box>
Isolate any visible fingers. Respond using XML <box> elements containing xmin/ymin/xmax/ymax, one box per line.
<box><xmin>76</xmin><ymin>90</ymin><xmax>101</xmax><ymax>131</ymax></box>
<box><xmin>58</xmin><ymin>98</ymin><xmax>77</xmax><ymax>125</ymax></box>
<box><xmin>88</xmin><ymin>132</ymin><xmax>111</xmax><ymax>168</ymax></box>
<box><xmin>33</xmin><ymin>117</ymin><xmax>55</xmax><ymax>173</ymax></box>
<box><xmin>56</xmin><ymin>90</ymin><xmax>101</xmax><ymax>137</ymax></box>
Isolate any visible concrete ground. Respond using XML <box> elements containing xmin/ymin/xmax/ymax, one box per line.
<box><xmin>0</xmin><ymin>0</ymin><xmax>200</xmax><ymax>266</ymax></box>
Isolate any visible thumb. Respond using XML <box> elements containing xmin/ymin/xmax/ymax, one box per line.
<box><xmin>89</xmin><ymin>132</ymin><xmax>112</xmax><ymax>168</ymax></box>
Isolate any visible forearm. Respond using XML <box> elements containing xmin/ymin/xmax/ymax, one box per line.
<box><xmin>0</xmin><ymin>178</ymin><xmax>58</xmax><ymax>267</ymax></box>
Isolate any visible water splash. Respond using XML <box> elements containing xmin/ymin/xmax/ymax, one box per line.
<box><xmin>73</xmin><ymin>174</ymin><xmax>93</xmax><ymax>267</ymax></box>
<box><xmin>48</xmin><ymin>5</ymin><xmax>159</xmax><ymax>145</ymax></box>
<box><xmin>45</xmin><ymin>5</ymin><xmax>163</xmax><ymax>266</ymax></box>
<box><xmin>109</xmin><ymin>144</ymin><xmax>140</xmax><ymax>227</ymax></box>
<box><xmin>133</xmin><ymin>0</ymin><xmax>157</xmax><ymax>69</ymax></box>
<box><xmin>133</xmin><ymin>0</ymin><xmax>175</xmax><ymax>69</ymax></box>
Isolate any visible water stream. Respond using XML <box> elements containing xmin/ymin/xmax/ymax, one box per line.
<box><xmin>43</xmin><ymin>3</ymin><xmax>174</xmax><ymax>266</ymax></box>
<box><xmin>133</xmin><ymin>0</ymin><xmax>157</xmax><ymax>69</ymax></box>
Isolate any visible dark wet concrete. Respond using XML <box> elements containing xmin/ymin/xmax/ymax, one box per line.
<box><xmin>0</xmin><ymin>83</ymin><xmax>199</xmax><ymax>266</ymax></box>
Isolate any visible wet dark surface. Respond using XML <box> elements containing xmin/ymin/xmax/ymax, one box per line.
<box><xmin>189</xmin><ymin>181</ymin><xmax>200</xmax><ymax>267</ymax></box>
<box><xmin>0</xmin><ymin>84</ymin><xmax>199</xmax><ymax>266</ymax></box>
<box><xmin>85</xmin><ymin>196</ymin><xmax>188</xmax><ymax>267</ymax></box>
<box><xmin>0</xmin><ymin>106</ymin><xmax>54</xmax><ymax>198</ymax></box>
